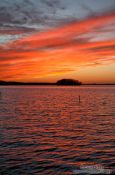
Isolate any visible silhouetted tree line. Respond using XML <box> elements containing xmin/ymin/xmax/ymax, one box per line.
<box><xmin>56</xmin><ymin>79</ymin><xmax>82</xmax><ymax>85</ymax></box>
<box><xmin>0</xmin><ymin>79</ymin><xmax>82</xmax><ymax>86</ymax></box>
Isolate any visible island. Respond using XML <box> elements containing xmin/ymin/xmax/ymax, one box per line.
<box><xmin>0</xmin><ymin>79</ymin><xmax>82</xmax><ymax>86</ymax></box>
<box><xmin>0</xmin><ymin>80</ymin><xmax>115</xmax><ymax>86</ymax></box>
<box><xmin>56</xmin><ymin>79</ymin><xmax>82</xmax><ymax>86</ymax></box>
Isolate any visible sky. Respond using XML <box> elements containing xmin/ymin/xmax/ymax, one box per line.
<box><xmin>0</xmin><ymin>0</ymin><xmax>115</xmax><ymax>83</ymax></box>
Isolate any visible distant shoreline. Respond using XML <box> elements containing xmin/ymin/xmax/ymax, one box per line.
<box><xmin>0</xmin><ymin>81</ymin><xmax>115</xmax><ymax>86</ymax></box>
<box><xmin>0</xmin><ymin>82</ymin><xmax>55</xmax><ymax>86</ymax></box>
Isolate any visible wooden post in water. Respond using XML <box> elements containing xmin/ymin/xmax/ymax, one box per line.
<box><xmin>78</xmin><ymin>95</ymin><xmax>81</xmax><ymax>103</ymax></box>
<box><xmin>0</xmin><ymin>92</ymin><xmax>2</xmax><ymax>100</ymax></box>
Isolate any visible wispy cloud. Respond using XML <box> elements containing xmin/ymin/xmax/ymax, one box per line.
<box><xmin>0</xmin><ymin>1</ymin><xmax>115</xmax><ymax>82</ymax></box>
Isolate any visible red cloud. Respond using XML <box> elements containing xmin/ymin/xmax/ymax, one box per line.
<box><xmin>0</xmin><ymin>12</ymin><xmax>115</xmax><ymax>82</ymax></box>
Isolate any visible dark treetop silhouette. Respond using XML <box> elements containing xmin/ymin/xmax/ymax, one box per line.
<box><xmin>0</xmin><ymin>80</ymin><xmax>115</xmax><ymax>86</ymax></box>
<box><xmin>0</xmin><ymin>79</ymin><xmax>82</xmax><ymax>86</ymax></box>
<box><xmin>56</xmin><ymin>79</ymin><xmax>82</xmax><ymax>86</ymax></box>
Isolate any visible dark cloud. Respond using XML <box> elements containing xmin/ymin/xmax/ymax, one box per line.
<box><xmin>87</xmin><ymin>45</ymin><xmax>115</xmax><ymax>52</ymax></box>
<box><xmin>0</xmin><ymin>0</ymin><xmax>115</xmax><ymax>82</ymax></box>
<box><xmin>0</xmin><ymin>0</ymin><xmax>115</xmax><ymax>31</ymax></box>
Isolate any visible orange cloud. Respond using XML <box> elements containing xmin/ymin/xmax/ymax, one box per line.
<box><xmin>0</xmin><ymin>12</ymin><xmax>115</xmax><ymax>83</ymax></box>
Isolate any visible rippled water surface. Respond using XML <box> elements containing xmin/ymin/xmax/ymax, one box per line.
<box><xmin>0</xmin><ymin>86</ymin><xmax>115</xmax><ymax>175</ymax></box>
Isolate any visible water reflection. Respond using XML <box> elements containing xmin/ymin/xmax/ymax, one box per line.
<box><xmin>0</xmin><ymin>86</ymin><xmax>115</xmax><ymax>174</ymax></box>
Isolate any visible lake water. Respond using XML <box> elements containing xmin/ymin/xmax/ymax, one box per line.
<box><xmin>0</xmin><ymin>86</ymin><xmax>115</xmax><ymax>175</ymax></box>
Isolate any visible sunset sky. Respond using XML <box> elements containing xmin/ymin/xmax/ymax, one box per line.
<box><xmin>0</xmin><ymin>0</ymin><xmax>115</xmax><ymax>83</ymax></box>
